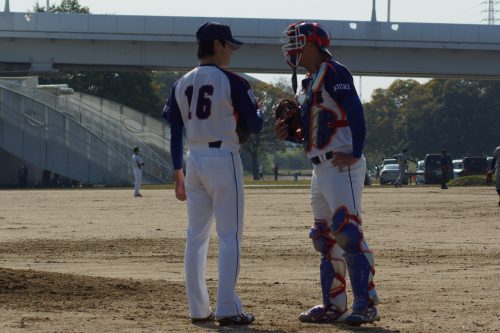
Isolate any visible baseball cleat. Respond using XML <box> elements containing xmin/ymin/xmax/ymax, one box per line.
<box><xmin>217</xmin><ymin>312</ymin><xmax>255</xmax><ymax>326</ymax></box>
<box><xmin>191</xmin><ymin>312</ymin><xmax>215</xmax><ymax>324</ymax></box>
<box><xmin>299</xmin><ymin>305</ymin><xmax>348</xmax><ymax>323</ymax></box>
<box><xmin>344</xmin><ymin>306</ymin><xmax>380</xmax><ymax>326</ymax></box>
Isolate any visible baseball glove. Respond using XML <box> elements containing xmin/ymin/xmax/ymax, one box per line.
<box><xmin>486</xmin><ymin>171</ymin><xmax>493</xmax><ymax>185</ymax></box>
<box><xmin>275</xmin><ymin>99</ymin><xmax>301</xmax><ymax>140</ymax></box>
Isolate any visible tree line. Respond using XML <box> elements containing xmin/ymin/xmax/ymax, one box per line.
<box><xmin>363</xmin><ymin>79</ymin><xmax>500</xmax><ymax>167</ymax></box>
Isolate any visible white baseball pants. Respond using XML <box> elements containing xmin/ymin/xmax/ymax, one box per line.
<box><xmin>310</xmin><ymin>156</ymin><xmax>367</xmax><ymax>311</ymax></box>
<box><xmin>184</xmin><ymin>147</ymin><xmax>245</xmax><ymax>319</ymax></box>
<box><xmin>133</xmin><ymin>169</ymin><xmax>142</xmax><ymax>195</ymax></box>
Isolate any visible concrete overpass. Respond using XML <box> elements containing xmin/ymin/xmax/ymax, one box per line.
<box><xmin>1</xmin><ymin>12</ymin><xmax>500</xmax><ymax>78</ymax></box>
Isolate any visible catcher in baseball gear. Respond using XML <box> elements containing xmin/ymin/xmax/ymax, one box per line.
<box><xmin>275</xmin><ymin>99</ymin><xmax>301</xmax><ymax>140</ymax></box>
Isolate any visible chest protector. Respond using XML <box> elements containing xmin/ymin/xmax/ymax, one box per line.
<box><xmin>296</xmin><ymin>63</ymin><xmax>349</xmax><ymax>152</ymax></box>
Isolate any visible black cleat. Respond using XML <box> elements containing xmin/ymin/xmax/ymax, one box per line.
<box><xmin>191</xmin><ymin>312</ymin><xmax>215</xmax><ymax>324</ymax></box>
<box><xmin>217</xmin><ymin>312</ymin><xmax>255</xmax><ymax>326</ymax></box>
<box><xmin>344</xmin><ymin>306</ymin><xmax>380</xmax><ymax>326</ymax></box>
<box><xmin>299</xmin><ymin>305</ymin><xmax>348</xmax><ymax>323</ymax></box>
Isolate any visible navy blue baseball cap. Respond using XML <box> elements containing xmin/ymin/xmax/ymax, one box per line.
<box><xmin>196</xmin><ymin>22</ymin><xmax>244</xmax><ymax>50</ymax></box>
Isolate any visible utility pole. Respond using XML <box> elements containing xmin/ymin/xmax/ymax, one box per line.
<box><xmin>371</xmin><ymin>0</ymin><xmax>377</xmax><ymax>22</ymax></box>
<box><xmin>4</xmin><ymin>0</ymin><xmax>10</xmax><ymax>13</ymax></box>
<box><xmin>47</xmin><ymin>0</ymin><xmax>50</xmax><ymax>11</ymax></box>
<box><xmin>483</xmin><ymin>0</ymin><xmax>499</xmax><ymax>25</ymax></box>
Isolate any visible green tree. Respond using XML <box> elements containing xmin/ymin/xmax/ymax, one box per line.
<box><xmin>366</xmin><ymin>78</ymin><xmax>500</xmax><ymax>162</ymax></box>
<box><xmin>34</xmin><ymin>0</ymin><xmax>89</xmax><ymax>13</ymax></box>
<box><xmin>364</xmin><ymin>79</ymin><xmax>421</xmax><ymax>159</ymax></box>
<box><xmin>242</xmin><ymin>79</ymin><xmax>292</xmax><ymax>179</ymax></box>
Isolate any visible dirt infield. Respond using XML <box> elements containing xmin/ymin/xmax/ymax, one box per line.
<box><xmin>0</xmin><ymin>186</ymin><xmax>499</xmax><ymax>333</ymax></box>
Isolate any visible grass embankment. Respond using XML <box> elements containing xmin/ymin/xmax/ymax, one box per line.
<box><xmin>448</xmin><ymin>175</ymin><xmax>496</xmax><ymax>187</ymax></box>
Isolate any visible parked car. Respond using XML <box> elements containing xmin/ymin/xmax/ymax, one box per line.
<box><xmin>459</xmin><ymin>157</ymin><xmax>488</xmax><ymax>177</ymax></box>
<box><xmin>452</xmin><ymin>159</ymin><xmax>463</xmax><ymax>179</ymax></box>
<box><xmin>487</xmin><ymin>156</ymin><xmax>494</xmax><ymax>169</ymax></box>
<box><xmin>416</xmin><ymin>160</ymin><xmax>425</xmax><ymax>184</ymax></box>
<box><xmin>379</xmin><ymin>164</ymin><xmax>406</xmax><ymax>185</ymax></box>
<box><xmin>383</xmin><ymin>158</ymin><xmax>397</xmax><ymax>166</ymax></box>
<box><xmin>423</xmin><ymin>153</ymin><xmax>453</xmax><ymax>184</ymax></box>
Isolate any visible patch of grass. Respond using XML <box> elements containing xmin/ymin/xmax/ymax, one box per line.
<box><xmin>448</xmin><ymin>175</ymin><xmax>495</xmax><ymax>187</ymax></box>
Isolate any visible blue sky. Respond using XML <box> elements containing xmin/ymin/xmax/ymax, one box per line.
<box><xmin>4</xmin><ymin>0</ymin><xmax>494</xmax><ymax>100</ymax></box>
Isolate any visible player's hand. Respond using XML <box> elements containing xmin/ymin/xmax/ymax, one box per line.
<box><xmin>331</xmin><ymin>152</ymin><xmax>360</xmax><ymax>172</ymax></box>
<box><xmin>173</xmin><ymin>169</ymin><xmax>187</xmax><ymax>201</ymax></box>
<box><xmin>255</xmin><ymin>97</ymin><xmax>262</xmax><ymax>112</ymax></box>
<box><xmin>274</xmin><ymin>118</ymin><xmax>288</xmax><ymax>140</ymax></box>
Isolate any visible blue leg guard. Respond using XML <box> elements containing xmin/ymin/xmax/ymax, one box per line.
<box><xmin>331</xmin><ymin>207</ymin><xmax>378</xmax><ymax>313</ymax></box>
<box><xmin>309</xmin><ymin>220</ymin><xmax>347</xmax><ymax>311</ymax></box>
<box><xmin>320</xmin><ymin>256</ymin><xmax>335</xmax><ymax>307</ymax></box>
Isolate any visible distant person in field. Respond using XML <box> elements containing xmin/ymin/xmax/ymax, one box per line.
<box><xmin>132</xmin><ymin>146</ymin><xmax>144</xmax><ymax>197</ymax></box>
<box><xmin>394</xmin><ymin>149</ymin><xmax>409</xmax><ymax>188</ymax></box>
<box><xmin>440</xmin><ymin>149</ymin><xmax>452</xmax><ymax>190</ymax></box>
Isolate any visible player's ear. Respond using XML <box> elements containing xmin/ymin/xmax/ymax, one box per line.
<box><xmin>213</xmin><ymin>39</ymin><xmax>222</xmax><ymax>51</ymax></box>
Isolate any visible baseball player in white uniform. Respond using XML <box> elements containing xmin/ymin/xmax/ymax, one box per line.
<box><xmin>395</xmin><ymin>149</ymin><xmax>409</xmax><ymax>187</ymax></box>
<box><xmin>276</xmin><ymin>21</ymin><xmax>379</xmax><ymax>326</ymax></box>
<box><xmin>162</xmin><ymin>22</ymin><xmax>263</xmax><ymax>326</ymax></box>
<box><xmin>132</xmin><ymin>146</ymin><xmax>144</xmax><ymax>197</ymax></box>
<box><xmin>488</xmin><ymin>146</ymin><xmax>500</xmax><ymax>206</ymax></box>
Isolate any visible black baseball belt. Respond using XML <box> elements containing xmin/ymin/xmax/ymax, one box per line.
<box><xmin>208</xmin><ymin>140</ymin><xmax>222</xmax><ymax>148</ymax></box>
<box><xmin>311</xmin><ymin>151</ymin><xmax>334</xmax><ymax>165</ymax></box>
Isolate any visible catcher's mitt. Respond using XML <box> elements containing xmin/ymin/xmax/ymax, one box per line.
<box><xmin>275</xmin><ymin>99</ymin><xmax>301</xmax><ymax>140</ymax></box>
<box><xmin>486</xmin><ymin>171</ymin><xmax>493</xmax><ymax>185</ymax></box>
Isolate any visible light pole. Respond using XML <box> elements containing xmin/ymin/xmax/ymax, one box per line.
<box><xmin>46</xmin><ymin>0</ymin><xmax>50</xmax><ymax>11</ymax></box>
<box><xmin>4</xmin><ymin>0</ymin><xmax>10</xmax><ymax>13</ymax></box>
<box><xmin>387</xmin><ymin>0</ymin><xmax>391</xmax><ymax>22</ymax></box>
<box><xmin>371</xmin><ymin>0</ymin><xmax>377</xmax><ymax>22</ymax></box>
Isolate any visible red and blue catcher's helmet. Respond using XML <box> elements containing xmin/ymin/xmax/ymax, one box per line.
<box><xmin>281</xmin><ymin>21</ymin><xmax>332</xmax><ymax>69</ymax></box>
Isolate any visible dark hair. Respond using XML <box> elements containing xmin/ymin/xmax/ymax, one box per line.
<box><xmin>197</xmin><ymin>39</ymin><xmax>227</xmax><ymax>59</ymax></box>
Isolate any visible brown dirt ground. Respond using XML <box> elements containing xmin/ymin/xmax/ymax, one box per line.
<box><xmin>0</xmin><ymin>186</ymin><xmax>499</xmax><ymax>333</ymax></box>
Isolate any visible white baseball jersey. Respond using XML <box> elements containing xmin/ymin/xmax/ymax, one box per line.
<box><xmin>132</xmin><ymin>153</ymin><xmax>144</xmax><ymax>170</ymax></box>
<box><xmin>295</xmin><ymin>61</ymin><xmax>365</xmax><ymax>159</ymax></box>
<box><xmin>170</xmin><ymin>65</ymin><xmax>260</xmax><ymax>154</ymax></box>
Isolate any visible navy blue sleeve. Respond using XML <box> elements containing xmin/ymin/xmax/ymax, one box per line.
<box><xmin>162</xmin><ymin>83</ymin><xmax>184</xmax><ymax>170</ymax></box>
<box><xmin>324</xmin><ymin>64</ymin><xmax>366</xmax><ymax>158</ymax></box>
<box><xmin>223</xmin><ymin>70</ymin><xmax>263</xmax><ymax>134</ymax></box>
<box><xmin>491</xmin><ymin>158</ymin><xmax>496</xmax><ymax>172</ymax></box>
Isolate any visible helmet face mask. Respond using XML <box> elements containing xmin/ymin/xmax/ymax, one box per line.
<box><xmin>281</xmin><ymin>21</ymin><xmax>332</xmax><ymax>69</ymax></box>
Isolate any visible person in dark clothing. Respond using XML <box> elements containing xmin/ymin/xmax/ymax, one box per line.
<box><xmin>440</xmin><ymin>150</ymin><xmax>452</xmax><ymax>189</ymax></box>
<box><xmin>17</xmin><ymin>165</ymin><xmax>28</xmax><ymax>188</ymax></box>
